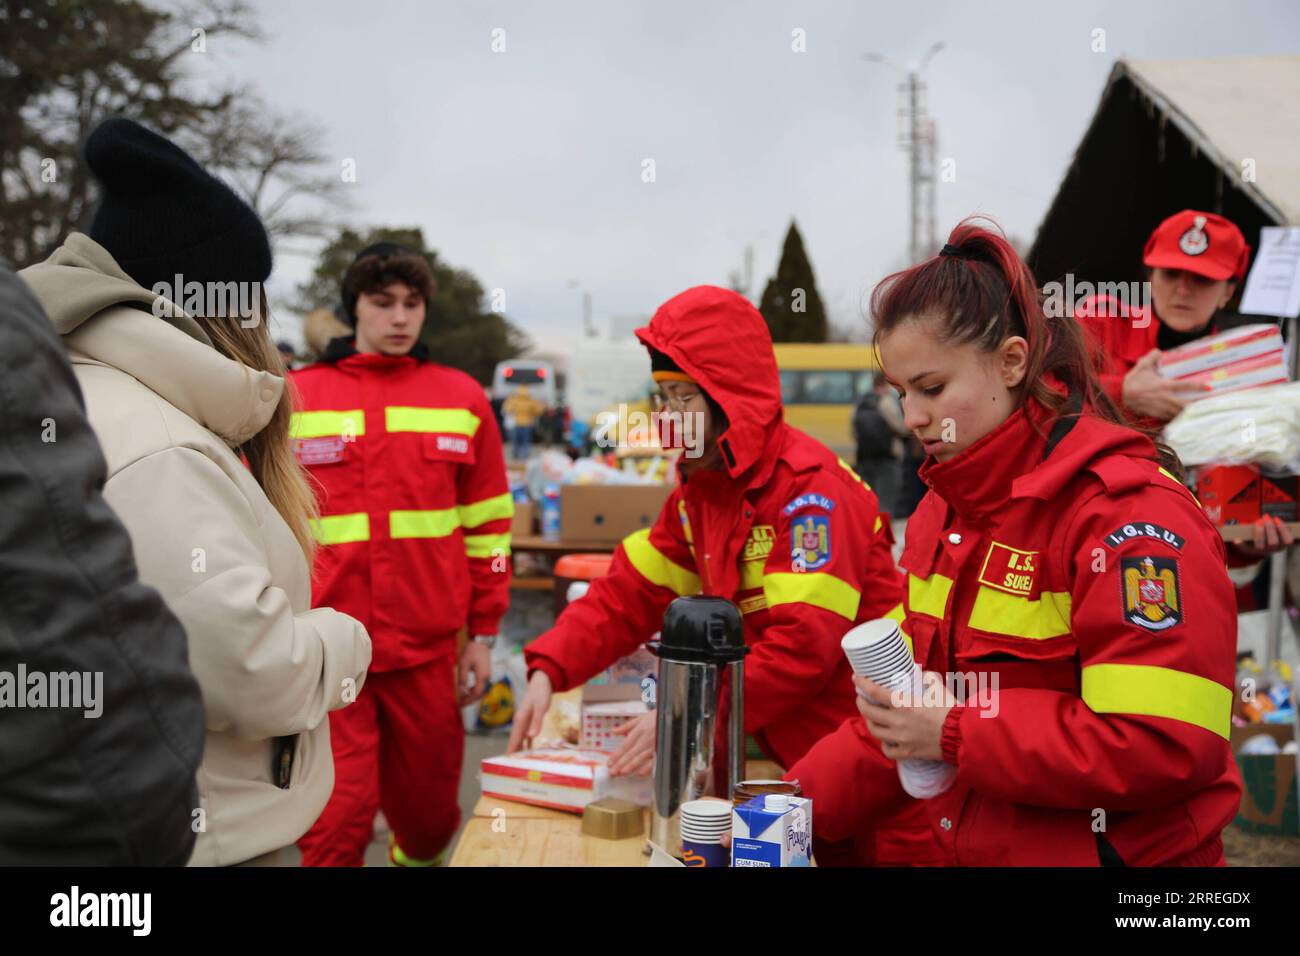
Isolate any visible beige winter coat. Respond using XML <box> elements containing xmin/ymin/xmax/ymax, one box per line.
<box><xmin>21</xmin><ymin>234</ymin><xmax>372</xmax><ymax>866</ymax></box>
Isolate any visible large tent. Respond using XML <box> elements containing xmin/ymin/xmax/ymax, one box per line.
<box><xmin>1028</xmin><ymin>55</ymin><xmax>1300</xmax><ymax>287</ymax></box>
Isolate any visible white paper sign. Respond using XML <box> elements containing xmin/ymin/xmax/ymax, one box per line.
<box><xmin>1240</xmin><ymin>227</ymin><xmax>1300</xmax><ymax>319</ymax></box>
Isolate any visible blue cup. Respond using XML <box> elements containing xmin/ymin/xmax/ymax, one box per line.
<box><xmin>680</xmin><ymin>838</ymin><xmax>729</xmax><ymax>868</ymax></box>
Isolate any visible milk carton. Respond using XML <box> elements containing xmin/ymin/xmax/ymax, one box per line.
<box><xmin>730</xmin><ymin>794</ymin><xmax>813</xmax><ymax>867</ymax></box>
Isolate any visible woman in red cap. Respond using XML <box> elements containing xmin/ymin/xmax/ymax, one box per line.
<box><xmin>1077</xmin><ymin>209</ymin><xmax>1250</xmax><ymax>423</ymax></box>
<box><xmin>1077</xmin><ymin>209</ymin><xmax>1290</xmax><ymax>559</ymax></box>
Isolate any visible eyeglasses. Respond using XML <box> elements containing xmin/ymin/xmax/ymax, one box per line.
<box><xmin>653</xmin><ymin>391</ymin><xmax>703</xmax><ymax>412</ymax></box>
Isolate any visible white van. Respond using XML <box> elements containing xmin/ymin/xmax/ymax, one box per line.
<box><xmin>492</xmin><ymin>359</ymin><xmax>557</xmax><ymax>408</ymax></box>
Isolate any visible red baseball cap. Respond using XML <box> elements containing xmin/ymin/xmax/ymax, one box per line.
<box><xmin>1142</xmin><ymin>209</ymin><xmax>1251</xmax><ymax>281</ymax></box>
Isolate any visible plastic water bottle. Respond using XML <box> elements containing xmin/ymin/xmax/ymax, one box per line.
<box><xmin>541</xmin><ymin>483</ymin><xmax>562</xmax><ymax>541</ymax></box>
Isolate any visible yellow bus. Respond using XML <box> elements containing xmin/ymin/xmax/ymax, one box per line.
<box><xmin>772</xmin><ymin>343</ymin><xmax>880</xmax><ymax>458</ymax></box>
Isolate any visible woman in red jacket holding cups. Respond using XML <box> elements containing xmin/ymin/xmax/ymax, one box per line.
<box><xmin>790</xmin><ymin>219</ymin><xmax>1242</xmax><ymax>865</ymax></box>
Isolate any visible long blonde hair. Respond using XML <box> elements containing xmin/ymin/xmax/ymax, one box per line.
<box><xmin>194</xmin><ymin>290</ymin><xmax>318</xmax><ymax>563</ymax></box>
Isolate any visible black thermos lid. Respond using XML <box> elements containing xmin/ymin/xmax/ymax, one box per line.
<box><xmin>649</xmin><ymin>596</ymin><xmax>748</xmax><ymax>664</ymax></box>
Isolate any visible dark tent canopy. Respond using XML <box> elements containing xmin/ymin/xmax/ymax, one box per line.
<box><xmin>1028</xmin><ymin>56</ymin><xmax>1300</xmax><ymax>289</ymax></box>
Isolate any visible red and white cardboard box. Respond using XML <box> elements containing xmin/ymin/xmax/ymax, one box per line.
<box><xmin>480</xmin><ymin>749</ymin><xmax>610</xmax><ymax>814</ymax></box>
<box><xmin>1178</xmin><ymin>351</ymin><xmax>1290</xmax><ymax>396</ymax></box>
<box><xmin>581</xmin><ymin>700</ymin><xmax>648</xmax><ymax>752</ymax></box>
<box><xmin>1158</xmin><ymin>324</ymin><xmax>1286</xmax><ymax>380</ymax></box>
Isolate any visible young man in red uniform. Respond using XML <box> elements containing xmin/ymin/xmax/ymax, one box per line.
<box><xmin>506</xmin><ymin>285</ymin><xmax>939</xmax><ymax>866</ymax></box>
<box><xmin>293</xmin><ymin>244</ymin><xmax>513</xmax><ymax>866</ymax></box>
<box><xmin>793</xmin><ymin>221</ymin><xmax>1241</xmax><ymax>865</ymax></box>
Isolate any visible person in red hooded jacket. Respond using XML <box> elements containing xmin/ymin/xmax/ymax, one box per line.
<box><xmin>292</xmin><ymin>243</ymin><xmax>513</xmax><ymax>867</ymax></box>
<box><xmin>791</xmin><ymin>219</ymin><xmax>1241</xmax><ymax>866</ymax></box>
<box><xmin>507</xmin><ymin>285</ymin><xmax>939</xmax><ymax>866</ymax></box>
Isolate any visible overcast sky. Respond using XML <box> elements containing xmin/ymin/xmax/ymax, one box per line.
<box><xmin>191</xmin><ymin>0</ymin><xmax>1300</xmax><ymax>353</ymax></box>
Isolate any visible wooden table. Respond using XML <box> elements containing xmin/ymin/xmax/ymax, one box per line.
<box><xmin>509</xmin><ymin>534</ymin><xmax>618</xmax><ymax>591</ymax></box>
<box><xmin>449</xmin><ymin>690</ymin><xmax>786</xmax><ymax>867</ymax></box>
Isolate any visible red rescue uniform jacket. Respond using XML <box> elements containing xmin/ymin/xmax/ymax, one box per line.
<box><xmin>524</xmin><ymin>286</ymin><xmax>938</xmax><ymax>864</ymax></box>
<box><xmin>790</xmin><ymin>391</ymin><xmax>1241</xmax><ymax>866</ymax></box>
<box><xmin>290</xmin><ymin>338</ymin><xmax>513</xmax><ymax>672</ymax></box>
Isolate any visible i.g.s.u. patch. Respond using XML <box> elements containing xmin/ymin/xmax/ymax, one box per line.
<box><xmin>1103</xmin><ymin>521</ymin><xmax>1185</xmax><ymax>551</ymax></box>
<box><xmin>1121</xmin><ymin>555</ymin><xmax>1183</xmax><ymax>631</ymax></box>
<box><xmin>783</xmin><ymin>494</ymin><xmax>835</xmax><ymax>516</ymax></box>
<box><xmin>790</xmin><ymin>514</ymin><xmax>831</xmax><ymax>571</ymax></box>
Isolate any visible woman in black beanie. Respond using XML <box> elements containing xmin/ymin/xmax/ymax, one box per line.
<box><xmin>20</xmin><ymin>118</ymin><xmax>372</xmax><ymax>867</ymax></box>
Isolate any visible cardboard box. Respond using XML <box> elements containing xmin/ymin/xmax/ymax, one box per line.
<box><xmin>1194</xmin><ymin>465</ymin><xmax>1261</xmax><ymax>527</ymax></box>
<box><xmin>510</xmin><ymin>500</ymin><xmax>536</xmax><ymax>537</ymax></box>
<box><xmin>583</xmin><ymin>643</ymin><xmax>658</xmax><ymax>703</ymax></box>
<box><xmin>1158</xmin><ymin>324</ymin><xmax>1285</xmax><ymax>379</ymax></box>
<box><xmin>1231</xmin><ymin>724</ymin><xmax>1298</xmax><ymax>836</ymax></box>
<box><xmin>1260</xmin><ymin>473</ymin><xmax>1300</xmax><ymax>522</ymax></box>
<box><xmin>480</xmin><ymin>749</ymin><xmax>611</xmax><ymax>814</ymax></box>
<box><xmin>1183</xmin><ymin>351</ymin><xmax>1290</xmax><ymax>396</ymax></box>
<box><xmin>731</xmin><ymin>794</ymin><xmax>814</xmax><ymax>868</ymax></box>
<box><xmin>581</xmin><ymin>700</ymin><xmax>648</xmax><ymax>752</ymax></box>
<box><xmin>560</xmin><ymin>484</ymin><xmax>672</xmax><ymax>544</ymax></box>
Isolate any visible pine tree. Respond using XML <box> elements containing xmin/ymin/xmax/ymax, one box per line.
<box><xmin>758</xmin><ymin>221</ymin><xmax>829</xmax><ymax>342</ymax></box>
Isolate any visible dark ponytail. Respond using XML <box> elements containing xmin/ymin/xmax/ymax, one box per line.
<box><xmin>869</xmin><ymin>217</ymin><xmax>1182</xmax><ymax>476</ymax></box>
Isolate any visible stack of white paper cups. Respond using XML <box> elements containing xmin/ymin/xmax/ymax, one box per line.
<box><xmin>840</xmin><ymin>619</ymin><xmax>956</xmax><ymax>799</ymax></box>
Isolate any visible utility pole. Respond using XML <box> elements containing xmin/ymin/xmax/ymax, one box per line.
<box><xmin>865</xmin><ymin>43</ymin><xmax>944</xmax><ymax>264</ymax></box>
<box><xmin>568</xmin><ymin>279</ymin><xmax>596</xmax><ymax>338</ymax></box>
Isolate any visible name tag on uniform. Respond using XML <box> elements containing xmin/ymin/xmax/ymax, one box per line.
<box><xmin>743</xmin><ymin>525</ymin><xmax>775</xmax><ymax>561</ymax></box>
<box><xmin>977</xmin><ymin>542</ymin><xmax>1040</xmax><ymax>597</ymax></box>
<box><xmin>435</xmin><ymin>435</ymin><xmax>470</xmax><ymax>455</ymax></box>
<box><xmin>293</xmin><ymin>436</ymin><xmax>347</xmax><ymax>465</ymax></box>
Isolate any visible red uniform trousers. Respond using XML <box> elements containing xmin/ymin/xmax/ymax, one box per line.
<box><xmin>299</xmin><ymin>656</ymin><xmax>463</xmax><ymax>866</ymax></box>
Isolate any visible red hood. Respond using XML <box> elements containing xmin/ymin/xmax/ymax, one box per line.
<box><xmin>636</xmin><ymin>286</ymin><xmax>783</xmax><ymax>484</ymax></box>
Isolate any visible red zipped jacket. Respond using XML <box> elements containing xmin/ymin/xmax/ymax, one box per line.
<box><xmin>790</xmin><ymin>391</ymin><xmax>1242</xmax><ymax>865</ymax></box>
<box><xmin>290</xmin><ymin>338</ymin><xmax>513</xmax><ymax>672</ymax></box>
<box><xmin>524</xmin><ymin>286</ymin><xmax>939</xmax><ymax>864</ymax></box>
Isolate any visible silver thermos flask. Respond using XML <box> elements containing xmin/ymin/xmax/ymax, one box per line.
<box><xmin>648</xmin><ymin>595</ymin><xmax>748</xmax><ymax>857</ymax></box>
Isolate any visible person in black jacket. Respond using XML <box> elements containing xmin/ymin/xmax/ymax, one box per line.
<box><xmin>852</xmin><ymin>374</ymin><xmax>909</xmax><ymax>516</ymax></box>
<box><xmin>0</xmin><ymin>266</ymin><xmax>205</xmax><ymax>865</ymax></box>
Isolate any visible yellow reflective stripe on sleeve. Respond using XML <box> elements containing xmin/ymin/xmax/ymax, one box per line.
<box><xmin>389</xmin><ymin>508</ymin><xmax>461</xmax><ymax>539</ymax></box>
<box><xmin>968</xmin><ymin>587</ymin><xmax>1072</xmax><ymax>640</ymax></box>
<box><xmin>740</xmin><ymin>561</ymin><xmax>765</xmax><ymax>591</ymax></box>
<box><xmin>458</xmin><ymin>491</ymin><xmax>515</xmax><ymax>528</ymax></box>
<box><xmin>622</xmin><ymin>528</ymin><xmax>701</xmax><ymax>596</ymax></box>
<box><xmin>291</xmin><ymin>409</ymin><xmax>365</xmax><ymax>439</ymax></box>
<box><xmin>465</xmin><ymin>533</ymin><xmax>512</xmax><ymax>558</ymax></box>
<box><xmin>1081</xmin><ymin>662</ymin><xmax>1232</xmax><ymax>740</ymax></box>
<box><xmin>311</xmin><ymin>512</ymin><xmax>370</xmax><ymax>545</ymax></box>
<box><xmin>837</xmin><ymin>457</ymin><xmax>870</xmax><ymax>490</ymax></box>
<box><xmin>884</xmin><ymin>602</ymin><xmax>914</xmax><ymax>657</ymax></box>
<box><xmin>908</xmin><ymin>572</ymin><xmax>953</xmax><ymax>619</ymax></box>
<box><xmin>385</xmin><ymin>406</ymin><xmax>481</xmax><ymax>437</ymax></box>
<box><xmin>764</xmin><ymin>572</ymin><xmax>862</xmax><ymax>621</ymax></box>
<box><xmin>1158</xmin><ymin>466</ymin><xmax>1202</xmax><ymax>507</ymax></box>
<box><xmin>874</xmin><ymin>515</ymin><xmax>882</xmax><ymax>533</ymax></box>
